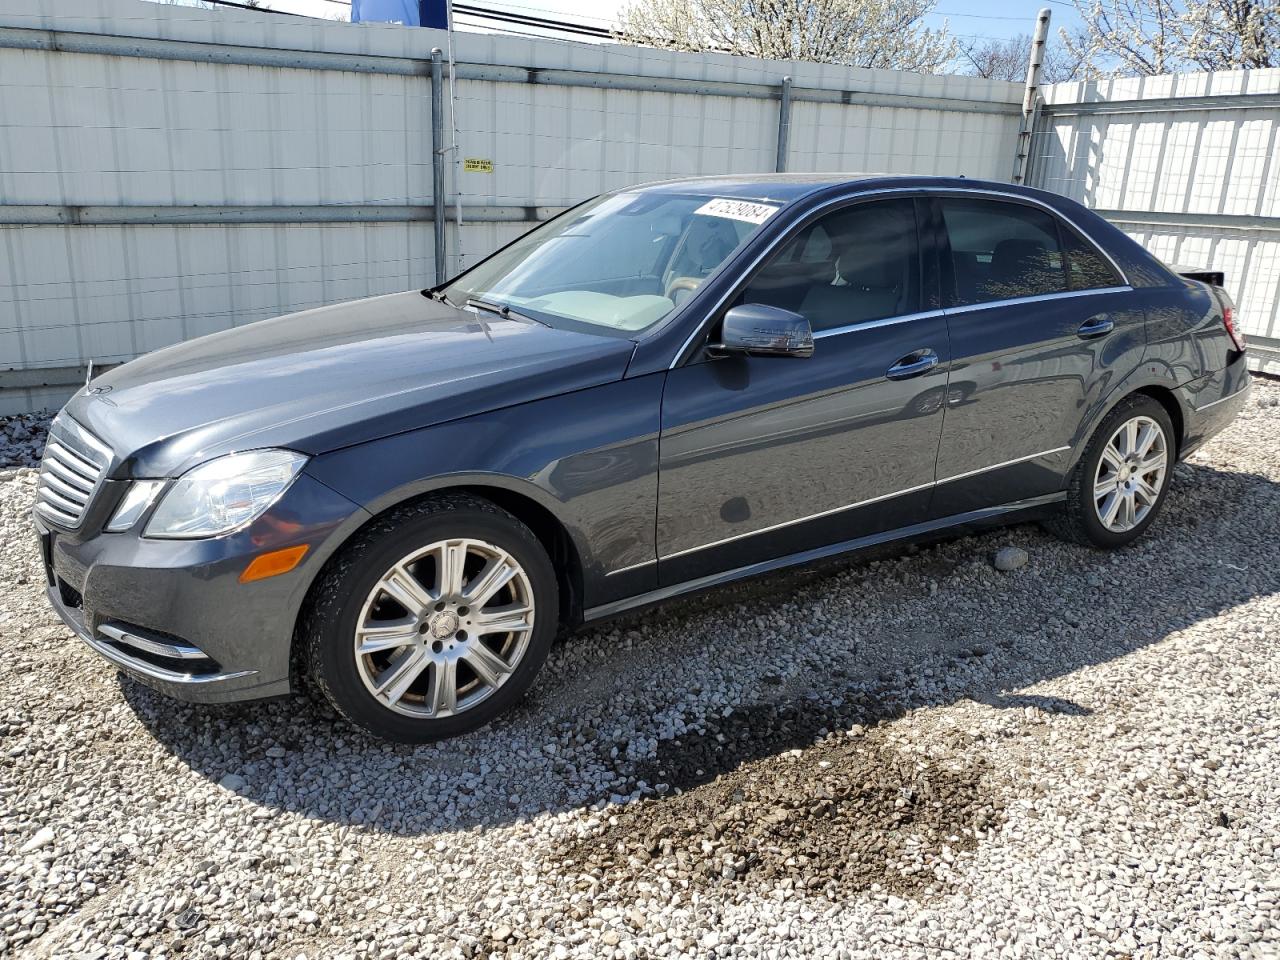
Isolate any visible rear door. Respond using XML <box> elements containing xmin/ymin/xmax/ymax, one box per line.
<box><xmin>656</xmin><ymin>196</ymin><xmax>950</xmax><ymax>585</ymax></box>
<box><xmin>930</xmin><ymin>195</ymin><xmax>1146</xmax><ymax>517</ymax></box>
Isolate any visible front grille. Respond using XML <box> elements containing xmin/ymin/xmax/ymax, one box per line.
<box><xmin>35</xmin><ymin>419</ymin><xmax>111</xmax><ymax>529</ymax></box>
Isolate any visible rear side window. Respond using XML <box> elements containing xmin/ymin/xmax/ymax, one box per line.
<box><xmin>1062</xmin><ymin>227</ymin><xmax>1123</xmax><ymax>290</ymax></box>
<box><xmin>741</xmin><ymin>198</ymin><xmax>921</xmax><ymax>332</ymax></box>
<box><xmin>940</xmin><ymin>198</ymin><xmax>1068</xmax><ymax>306</ymax></box>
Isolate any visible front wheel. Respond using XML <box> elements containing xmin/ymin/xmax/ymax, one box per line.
<box><xmin>1046</xmin><ymin>395</ymin><xmax>1176</xmax><ymax>549</ymax></box>
<box><xmin>302</xmin><ymin>495</ymin><xmax>559</xmax><ymax>742</ymax></box>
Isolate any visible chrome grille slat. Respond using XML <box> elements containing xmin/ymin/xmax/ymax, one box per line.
<box><xmin>36</xmin><ymin>500</ymin><xmax>79</xmax><ymax>525</ymax></box>
<box><xmin>39</xmin><ymin>486</ymin><xmax>86</xmax><ymax>514</ymax></box>
<box><xmin>42</xmin><ymin>472</ymin><xmax>90</xmax><ymax>504</ymax></box>
<box><xmin>43</xmin><ymin>456</ymin><xmax>95</xmax><ymax>491</ymax></box>
<box><xmin>36</xmin><ymin>419</ymin><xmax>110</xmax><ymax>530</ymax></box>
<box><xmin>46</xmin><ymin>442</ymin><xmax>100</xmax><ymax>479</ymax></box>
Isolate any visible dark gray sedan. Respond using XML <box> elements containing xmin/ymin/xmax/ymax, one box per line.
<box><xmin>34</xmin><ymin>175</ymin><xmax>1250</xmax><ymax>741</ymax></box>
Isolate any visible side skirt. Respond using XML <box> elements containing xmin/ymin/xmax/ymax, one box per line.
<box><xmin>582</xmin><ymin>492</ymin><xmax>1066</xmax><ymax>622</ymax></box>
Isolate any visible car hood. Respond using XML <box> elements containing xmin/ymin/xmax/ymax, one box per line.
<box><xmin>64</xmin><ymin>291</ymin><xmax>636</xmax><ymax>478</ymax></box>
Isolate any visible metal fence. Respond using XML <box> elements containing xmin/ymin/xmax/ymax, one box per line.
<box><xmin>0</xmin><ymin>0</ymin><xmax>1025</xmax><ymax>413</ymax></box>
<box><xmin>1032</xmin><ymin>69</ymin><xmax>1280</xmax><ymax>374</ymax></box>
<box><xmin>3</xmin><ymin>0</ymin><xmax>1276</xmax><ymax>416</ymax></box>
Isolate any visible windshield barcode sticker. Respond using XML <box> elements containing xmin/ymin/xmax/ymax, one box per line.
<box><xmin>694</xmin><ymin>198</ymin><xmax>779</xmax><ymax>224</ymax></box>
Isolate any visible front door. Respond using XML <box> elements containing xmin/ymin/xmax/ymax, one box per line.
<box><xmin>656</xmin><ymin>197</ymin><xmax>949</xmax><ymax>585</ymax></box>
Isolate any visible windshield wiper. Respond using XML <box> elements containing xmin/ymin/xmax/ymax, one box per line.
<box><xmin>423</xmin><ymin>287</ymin><xmax>452</xmax><ymax>305</ymax></box>
<box><xmin>465</xmin><ymin>297</ymin><xmax>549</xmax><ymax>327</ymax></box>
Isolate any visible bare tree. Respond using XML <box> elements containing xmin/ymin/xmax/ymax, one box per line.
<box><xmin>614</xmin><ymin>0</ymin><xmax>958</xmax><ymax>74</ymax></box>
<box><xmin>959</xmin><ymin>33</ymin><xmax>1086</xmax><ymax>82</ymax></box>
<box><xmin>1064</xmin><ymin>0</ymin><xmax>1279</xmax><ymax>76</ymax></box>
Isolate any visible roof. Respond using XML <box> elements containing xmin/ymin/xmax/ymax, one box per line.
<box><xmin>629</xmin><ymin>173</ymin><xmax>1049</xmax><ymax>206</ymax></box>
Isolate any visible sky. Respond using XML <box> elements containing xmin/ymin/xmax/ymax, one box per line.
<box><xmin>165</xmin><ymin>0</ymin><xmax>1088</xmax><ymax>55</ymax></box>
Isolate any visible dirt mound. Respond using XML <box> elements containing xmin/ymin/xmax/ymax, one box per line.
<box><xmin>562</xmin><ymin>703</ymin><xmax>1001</xmax><ymax>899</ymax></box>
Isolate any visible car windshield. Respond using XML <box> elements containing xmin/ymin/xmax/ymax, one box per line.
<box><xmin>439</xmin><ymin>191</ymin><xmax>782</xmax><ymax>336</ymax></box>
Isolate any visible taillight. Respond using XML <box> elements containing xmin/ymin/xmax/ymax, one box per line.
<box><xmin>1222</xmin><ymin>304</ymin><xmax>1246</xmax><ymax>352</ymax></box>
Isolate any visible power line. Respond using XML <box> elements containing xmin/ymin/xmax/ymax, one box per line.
<box><xmin>185</xmin><ymin>0</ymin><xmax>1038</xmax><ymax>49</ymax></box>
<box><xmin>185</xmin><ymin>0</ymin><xmax>300</xmax><ymax>14</ymax></box>
<box><xmin>454</xmin><ymin>3</ymin><xmax>613</xmax><ymax>38</ymax></box>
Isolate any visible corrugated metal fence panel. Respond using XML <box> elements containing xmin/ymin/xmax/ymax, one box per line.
<box><xmin>0</xmin><ymin>50</ymin><xmax>434</xmax><ymax>208</ymax></box>
<box><xmin>0</xmin><ymin>0</ymin><xmax>1023</xmax><ymax>414</ymax></box>
<box><xmin>1036</xmin><ymin>69</ymin><xmax>1280</xmax><ymax>353</ymax></box>
<box><xmin>0</xmin><ymin>221</ymin><xmax>436</xmax><ymax>367</ymax></box>
<box><xmin>452</xmin><ymin>79</ymin><xmax>779</xmax><ymax>205</ymax></box>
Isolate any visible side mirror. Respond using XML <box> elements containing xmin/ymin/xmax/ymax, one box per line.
<box><xmin>711</xmin><ymin>303</ymin><xmax>814</xmax><ymax>358</ymax></box>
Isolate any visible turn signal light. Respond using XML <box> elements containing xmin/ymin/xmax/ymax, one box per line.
<box><xmin>239</xmin><ymin>544</ymin><xmax>309</xmax><ymax>583</ymax></box>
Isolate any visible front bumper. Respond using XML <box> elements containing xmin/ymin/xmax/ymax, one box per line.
<box><xmin>37</xmin><ymin>473</ymin><xmax>368</xmax><ymax>704</ymax></box>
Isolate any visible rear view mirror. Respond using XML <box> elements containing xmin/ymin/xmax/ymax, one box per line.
<box><xmin>712</xmin><ymin>303</ymin><xmax>814</xmax><ymax>358</ymax></box>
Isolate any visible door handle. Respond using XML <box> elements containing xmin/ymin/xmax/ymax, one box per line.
<box><xmin>1077</xmin><ymin>315</ymin><xmax>1114</xmax><ymax>339</ymax></box>
<box><xmin>886</xmin><ymin>349</ymin><xmax>939</xmax><ymax>380</ymax></box>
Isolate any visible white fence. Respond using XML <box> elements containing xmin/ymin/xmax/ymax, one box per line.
<box><xmin>4</xmin><ymin>1</ymin><xmax>1276</xmax><ymax>416</ymax></box>
<box><xmin>0</xmin><ymin>0</ymin><xmax>1025</xmax><ymax>414</ymax></box>
<box><xmin>1034</xmin><ymin>69</ymin><xmax>1280</xmax><ymax>373</ymax></box>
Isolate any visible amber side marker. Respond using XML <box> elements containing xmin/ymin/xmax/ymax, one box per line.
<box><xmin>239</xmin><ymin>544</ymin><xmax>309</xmax><ymax>584</ymax></box>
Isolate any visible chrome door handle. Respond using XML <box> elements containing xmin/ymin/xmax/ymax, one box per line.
<box><xmin>1077</xmin><ymin>315</ymin><xmax>1114</xmax><ymax>339</ymax></box>
<box><xmin>886</xmin><ymin>349</ymin><xmax>939</xmax><ymax>380</ymax></box>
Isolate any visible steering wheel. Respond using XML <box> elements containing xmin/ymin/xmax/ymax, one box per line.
<box><xmin>664</xmin><ymin>276</ymin><xmax>702</xmax><ymax>305</ymax></box>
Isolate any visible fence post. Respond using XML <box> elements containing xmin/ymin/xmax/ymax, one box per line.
<box><xmin>430</xmin><ymin>48</ymin><xmax>446</xmax><ymax>285</ymax></box>
<box><xmin>1011</xmin><ymin>8</ymin><xmax>1051</xmax><ymax>184</ymax></box>
<box><xmin>775</xmin><ymin>76</ymin><xmax>792</xmax><ymax>173</ymax></box>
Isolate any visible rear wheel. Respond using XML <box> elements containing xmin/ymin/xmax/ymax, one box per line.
<box><xmin>1046</xmin><ymin>395</ymin><xmax>1175</xmax><ymax>549</ymax></box>
<box><xmin>303</xmin><ymin>495</ymin><xmax>558</xmax><ymax>742</ymax></box>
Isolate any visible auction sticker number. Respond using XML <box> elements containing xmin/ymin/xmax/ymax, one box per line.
<box><xmin>694</xmin><ymin>198</ymin><xmax>779</xmax><ymax>224</ymax></box>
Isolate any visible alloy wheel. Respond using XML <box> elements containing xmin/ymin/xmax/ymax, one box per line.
<box><xmin>1093</xmin><ymin>415</ymin><xmax>1168</xmax><ymax>533</ymax></box>
<box><xmin>353</xmin><ymin>538</ymin><xmax>535</xmax><ymax>718</ymax></box>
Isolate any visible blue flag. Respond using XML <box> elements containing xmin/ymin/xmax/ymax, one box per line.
<box><xmin>351</xmin><ymin>0</ymin><xmax>449</xmax><ymax>28</ymax></box>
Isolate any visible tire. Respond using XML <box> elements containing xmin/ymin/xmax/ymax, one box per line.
<box><xmin>301</xmin><ymin>494</ymin><xmax>559</xmax><ymax>743</ymax></box>
<box><xmin>1044</xmin><ymin>395</ymin><xmax>1176</xmax><ymax>549</ymax></box>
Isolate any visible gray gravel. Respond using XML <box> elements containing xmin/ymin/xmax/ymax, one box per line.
<box><xmin>2</xmin><ymin>378</ymin><xmax>1279</xmax><ymax>959</ymax></box>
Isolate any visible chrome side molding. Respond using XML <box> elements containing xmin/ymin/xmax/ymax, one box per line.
<box><xmin>607</xmin><ymin>445</ymin><xmax>1073</xmax><ymax>571</ymax></box>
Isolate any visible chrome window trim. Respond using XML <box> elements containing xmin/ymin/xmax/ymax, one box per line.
<box><xmin>943</xmin><ymin>285</ymin><xmax>1133</xmax><ymax>316</ymax></box>
<box><xmin>648</xmin><ymin>445</ymin><xmax>1072</xmax><ymax>564</ymax></box>
<box><xmin>668</xmin><ymin>185</ymin><xmax>1131</xmax><ymax>369</ymax></box>
<box><xmin>811</xmin><ymin>308</ymin><xmax>946</xmax><ymax>340</ymax></box>
<box><xmin>1193</xmin><ymin>382</ymin><xmax>1250</xmax><ymax>412</ymax></box>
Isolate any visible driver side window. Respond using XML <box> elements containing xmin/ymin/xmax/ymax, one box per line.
<box><xmin>739</xmin><ymin>198</ymin><xmax>922</xmax><ymax>333</ymax></box>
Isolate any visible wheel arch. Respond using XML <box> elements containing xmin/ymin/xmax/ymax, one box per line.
<box><xmin>1071</xmin><ymin>371</ymin><xmax>1188</xmax><ymax>478</ymax></box>
<box><xmin>1130</xmin><ymin>384</ymin><xmax>1185</xmax><ymax>458</ymax></box>
<box><xmin>288</xmin><ymin>477</ymin><xmax>587</xmax><ymax>689</ymax></box>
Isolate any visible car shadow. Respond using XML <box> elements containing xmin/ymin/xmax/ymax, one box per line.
<box><xmin>123</xmin><ymin>457</ymin><xmax>1280</xmax><ymax>837</ymax></box>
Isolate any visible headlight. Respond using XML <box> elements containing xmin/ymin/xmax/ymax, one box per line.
<box><xmin>105</xmin><ymin>480</ymin><xmax>167</xmax><ymax>532</ymax></box>
<box><xmin>144</xmin><ymin>449</ymin><xmax>309</xmax><ymax>539</ymax></box>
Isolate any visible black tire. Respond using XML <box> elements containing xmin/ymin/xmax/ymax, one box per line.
<box><xmin>1044</xmin><ymin>394</ymin><xmax>1176</xmax><ymax>549</ymax></box>
<box><xmin>301</xmin><ymin>494</ymin><xmax>559</xmax><ymax>743</ymax></box>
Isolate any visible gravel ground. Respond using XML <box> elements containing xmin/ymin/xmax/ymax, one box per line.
<box><xmin>1</xmin><ymin>379</ymin><xmax>1278</xmax><ymax>960</ymax></box>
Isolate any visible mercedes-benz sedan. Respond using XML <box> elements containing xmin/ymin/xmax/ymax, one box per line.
<box><xmin>34</xmin><ymin>175</ymin><xmax>1250</xmax><ymax>741</ymax></box>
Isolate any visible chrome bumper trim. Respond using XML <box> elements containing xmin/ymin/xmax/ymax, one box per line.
<box><xmin>1192</xmin><ymin>380</ymin><xmax>1251</xmax><ymax>412</ymax></box>
<box><xmin>98</xmin><ymin>622</ymin><xmax>208</xmax><ymax>661</ymax></box>
<box><xmin>84</xmin><ymin>629</ymin><xmax>256</xmax><ymax>685</ymax></box>
<box><xmin>49</xmin><ymin>586</ymin><xmax>256</xmax><ymax>686</ymax></box>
